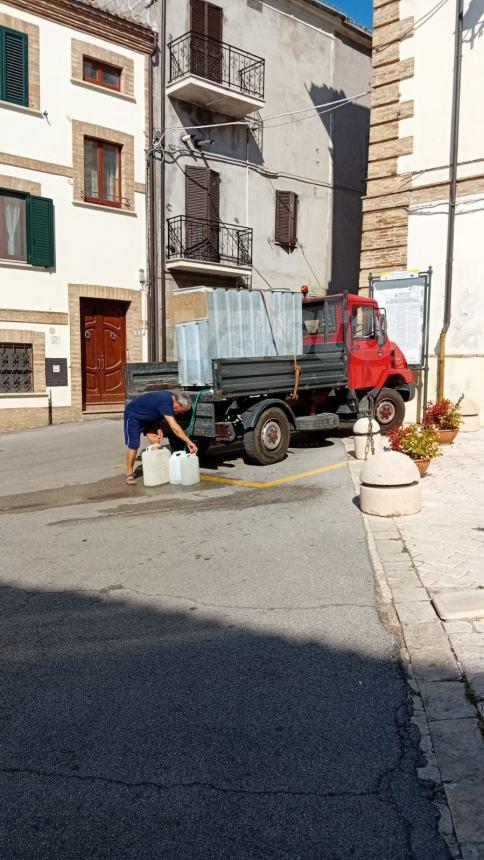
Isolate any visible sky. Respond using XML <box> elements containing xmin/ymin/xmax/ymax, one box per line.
<box><xmin>325</xmin><ymin>0</ymin><xmax>374</xmax><ymax>29</ymax></box>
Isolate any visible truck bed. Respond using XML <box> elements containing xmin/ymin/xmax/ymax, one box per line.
<box><xmin>212</xmin><ymin>346</ymin><xmax>347</xmax><ymax>399</ymax></box>
<box><xmin>125</xmin><ymin>344</ymin><xmax>347</xmax><ymax>402</ymax></box>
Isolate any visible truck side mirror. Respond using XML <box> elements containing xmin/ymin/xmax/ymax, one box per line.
<box><xmin>376</xmin><ymin>313</ymin><xmax>387</xmax><ymax>348</ymax></box>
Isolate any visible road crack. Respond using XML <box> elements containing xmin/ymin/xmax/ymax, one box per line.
<box><xmin>0</xmin><ymin>766</ymin><xmax>381</xmax><ymax>801</ymax></box>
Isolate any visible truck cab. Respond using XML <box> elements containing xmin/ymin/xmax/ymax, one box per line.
<box><xmin>302</xmin><ymin>291</ymin><xmax>415</xmax><ymax>429</ymax></box>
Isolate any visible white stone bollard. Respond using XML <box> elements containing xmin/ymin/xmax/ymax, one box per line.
<box><xmin>458</xmin><ymin>397</ymin><xmax>480</xmax><ymax>432</ymax></box>
<box><xmin>359</xmin><ymin>451</ymin><xmax>421</xmax><ymax>517</ymax></box>
<box><xmin>353</xmin><ymin>417</ymin><xmax>382</xmax><ymax>460</ymax></box>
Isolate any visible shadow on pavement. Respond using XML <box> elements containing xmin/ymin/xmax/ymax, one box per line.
<box><xmin>0</xmin><ymin>584</ymin><xmax>450</xmax><ymax>859</ymax></box>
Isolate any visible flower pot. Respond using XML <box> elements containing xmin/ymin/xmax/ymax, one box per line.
<box><xmin>435</xmin><ymin>429</ymin><xmax>458</xmax><ymax>445</ymax></box>
<box><xmin>414</xmin><ymin>458</ymin><xmax>431</xmax><ymax>477</ymax></box>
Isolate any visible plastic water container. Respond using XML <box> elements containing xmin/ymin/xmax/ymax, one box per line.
<box><xmin>169</xmin><ymin>451</ymin><xmax>184</xmax><ymax>485</ymax></box>
<box><xmin>141</xmin><ymin>445</ymin><xmax>170</xmax><ymax>487</ymax></box>
<box><xmin>180</xmin><ymin>453</ymin><xmax>200</xmax><ymax>486</ymax></box>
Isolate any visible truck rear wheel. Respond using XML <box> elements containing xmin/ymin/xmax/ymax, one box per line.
<box><xmin>243</xmin><ymin>407</ymin><xmax>290</xmax><ymax>465</ymax></box>
<box><xmin>375</xmin><ymin>388</ymin><xmax>405</xmax><ymax>433</ymax></box>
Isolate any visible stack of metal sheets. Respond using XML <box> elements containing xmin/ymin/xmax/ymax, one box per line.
<box><xmin>175</xmin><ymin>288</ymin><xmax>303</xmax><ymax>387</ymax></box>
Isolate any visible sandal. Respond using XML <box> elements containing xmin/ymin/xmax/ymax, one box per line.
<box><xmin>126</xmin><ymin>475</ymin><xmax>137</xmax><ymax>485</ymax></box>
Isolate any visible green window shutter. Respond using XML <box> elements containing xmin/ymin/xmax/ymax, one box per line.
<box><xmin>27</xmin><ymin>196</ymin><xmax>55</xmax><ymax>268</ymax></box>
<box><xmin>0</xmin><ymin>26</ymin><xmax>29</xmax><ymax>106</ymax></box>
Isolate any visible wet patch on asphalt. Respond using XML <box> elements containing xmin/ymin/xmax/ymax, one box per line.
<box><xmin>48</xmin><ymin>484</ymin><xmax>324</xmax><ymax>526</ymax></box>
<box><xmin>0</xmin><ymin>473</ymin><xmax>227</xmax><ymax>515</ymax></box>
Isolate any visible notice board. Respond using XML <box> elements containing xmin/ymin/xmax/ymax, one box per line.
<box><xmin>371</xmin><ymin>274</ymin><xmax>428</xmax><ymax>367</ymax></box>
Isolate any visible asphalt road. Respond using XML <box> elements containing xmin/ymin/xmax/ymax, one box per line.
<box><xmin>0</xmin><ymin>420</ymin><xmax>449</xmax><ymax>859</ymax></box>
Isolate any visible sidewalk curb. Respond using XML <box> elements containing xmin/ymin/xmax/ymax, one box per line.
<box><xmin>344</xmin><ymin>437</ymin><xmax>484</xmax><ymax>859</ymax></box>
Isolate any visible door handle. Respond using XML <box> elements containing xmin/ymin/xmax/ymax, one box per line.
<box><xmin>100</xmin><ymin>354</ymin><xmax>104</xmax><ymax>371</ymax></box>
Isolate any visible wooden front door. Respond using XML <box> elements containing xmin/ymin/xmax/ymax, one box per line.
<box><xmin>81</xmin><ymin>299</ymin><xmax>127</xmax><ymax>405</ymax></box>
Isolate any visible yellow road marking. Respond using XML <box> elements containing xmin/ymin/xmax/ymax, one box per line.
<box><xmin>200</xmin><ymin>461</ymin><xmax>347</xmax><ymax>489</ymax></box>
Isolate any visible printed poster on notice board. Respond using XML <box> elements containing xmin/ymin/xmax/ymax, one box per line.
<box><xmin>372</xmin><ymin>274</ymin><xmax>427</xmax><ymax>367</ymax></box>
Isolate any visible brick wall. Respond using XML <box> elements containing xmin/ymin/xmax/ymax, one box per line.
<box><xmin>71</xmin><ymin>120</ymin><xmax>135</xmax><ymax>211</ymax></box>
<box><xmin>68</xmin><ymin>284</ymin><xmax>142</xmax><ymax>417</ymax></box>
<box><xmin>71</xmin><ymin>38</ymin><xmax>135</xmax><ymax>98</ymax></box>
<box><xmin>359</xmin><ymin>0</ymin><xmax>415</xmax><ymax>290</ymax></box>
<box><xmin>0</xmin><ymin>328</ymin><xmax>46</xmax><ymax>392</ymax></box>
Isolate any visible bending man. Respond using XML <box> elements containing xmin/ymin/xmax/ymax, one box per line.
<box><xmin>124</xmin><ymin>389</ymin><xmax>198</xmax><ymax>485</ymax></box>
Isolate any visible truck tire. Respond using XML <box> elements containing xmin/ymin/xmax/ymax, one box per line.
<box><xmin>243</xmin><ymin>407</ymin><xmax>290</xmax><ymax>465</ymax></box>
<box><xmin>375</xmin><ymin>388</ymin><xmax>405</xmax><ymax>433</ymax></box>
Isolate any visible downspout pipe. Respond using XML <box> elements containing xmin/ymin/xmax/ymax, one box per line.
<box><xmin>160</xmin><ymin>0</ymin><xmax>167</xmax><ymax>362</ymax></box>
<box><xmin>147</xmin><ymin>34</ymin><xmax>158</xmax><ymax>363</ymax></box>
<box><xmin>437</xmin><ymin>0</ymin><xmax>464</xmax><ymax>401</ymax></box>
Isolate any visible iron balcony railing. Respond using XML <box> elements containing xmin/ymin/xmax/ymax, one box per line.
<box><xmin>167</xmin><ymin>216</ymin><xmax>253</xmax><ymax>268</ymax></box>
<box><xmin>168</xmin><ymin>32</ymin><xmax>265</xmax><ymax>101</ymax></box>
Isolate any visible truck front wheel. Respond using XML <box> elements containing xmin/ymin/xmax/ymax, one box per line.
<box><xmin>375</xmin><ymin>388</ymin><xmax>406</xmax><ymax>432</ymax></box>
<box><xmin>243</xmin><ymin>407</ymin><xmax>290</xmax><ymax>465</ymax></box>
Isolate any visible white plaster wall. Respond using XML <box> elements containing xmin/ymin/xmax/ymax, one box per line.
<box><xmin>0</xmin><ymin>5</ymin><xmax>149</xmax><ymax>409</ymax></box>
<box><xmin>0</xmin><ymin>2</ymin><xmax>147</xmax><ymax>177</ymax></box>
<box><xmin>398</xmin><ymin>0</ymin><xmax>484</xmax><ymax>419</ymax></box>
<box><xmin>399</xmin><ymin>0</ymin><xmax>455</xmax><ymax>183</ymax></box>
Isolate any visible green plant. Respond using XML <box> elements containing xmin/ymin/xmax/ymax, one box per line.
<box><xmin>423</xmin><ymin>399</ymin><xmax>462</xmax><ymax>431</ymax></box>
<box><xmin>389</xmin><ymin>423</ymin><xmax>442</xmax><ymax>461</ymax></box>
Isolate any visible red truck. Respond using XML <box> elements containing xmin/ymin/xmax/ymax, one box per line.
<box><xmin>125</xmin><ymin>290</ymin><xmax>415</xmax><ymax>466</ymax></box>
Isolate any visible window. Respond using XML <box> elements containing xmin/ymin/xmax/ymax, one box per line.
<box><xmin>0</xmin><ymin>342</ymin><xmax>33</xmax><ymax>392</ymax></box>
<box><xmin>352</xmin><ymin>306</ymin><xmax>376</xmax><ymax>340</ymax></box>
<box><xmin>84</xmin><ymin>138</ymin><xmax>122</xmax><ymax>207</ymax></box>
<box><xmin>275</xmin><ymin>190</ymin><xmax>298</xmax><ymax>249</ymax></box>
<box><xmin>0</xmin><ymin>25</ymin><xmax>28</xmax><ymax>106</ymax></box>
<box><xmin>0</xmin><ymin>192</ymin><xmax>26</xmax><ymax>261</ymax></box>
<box><xmin>82</xmin><ymin>57</ymin><xmax>121</xmax><ymax>91</ymax></box>
<box><xmin>0</xmin><ymin>190</ymin><xmax>55</xmax><ymax>267</ymax></box>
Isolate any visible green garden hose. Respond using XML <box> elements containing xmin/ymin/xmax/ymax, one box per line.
<box><xmin>185</xmin><ymin>390</ymin><xmax>211</xmax><ymax>449</ymax></box>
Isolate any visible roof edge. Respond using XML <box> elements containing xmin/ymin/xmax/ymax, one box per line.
<box><xmin>6</xmin><ymin>0</ymin><xmax>156</xmax><ymax>53</ymax></box>
<box><xmin>296</xmin><ymin>0</ymin><xmax>372</xmax><ymax>45</ymax></box>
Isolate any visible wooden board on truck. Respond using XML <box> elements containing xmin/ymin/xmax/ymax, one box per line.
<box><xmin>170</xmin><ymin>288</ymin><xmax>211</xmax><ymax>325</ymax></box>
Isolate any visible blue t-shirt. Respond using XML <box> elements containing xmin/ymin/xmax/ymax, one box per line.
<box><xmin>126</xmin><ymin>391</ymin><xmax>175</xmax><ymax>426</ymax></box>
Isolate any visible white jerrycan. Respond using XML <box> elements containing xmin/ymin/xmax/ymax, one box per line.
<box><xmin>180</xmin><ymin>452</ymin><xmax>200</xmax><ymax>486</ymax></box>
<box><xmin>141</xmin><ymin>445</ymin><xmax>170</xmax><ymax>487</ymax></box>
<box><xmin>169</xmin><ymin>450</ymin><xmax>184</xmax><ymax>485</ymax></box>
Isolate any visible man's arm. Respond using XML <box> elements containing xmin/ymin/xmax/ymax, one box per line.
<box><xmin>165</xmin><ymin>415</ymin><xmax>198</xmax><ymax>454</ymax></box>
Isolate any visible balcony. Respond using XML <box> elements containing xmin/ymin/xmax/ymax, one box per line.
<box><xmin>166</xmin><ymin>32</ymin><xmax>265</xmax><ymax>118</ymax></box>
<box><xmin>166</xmin><ymin>216</ymin><xmax>252</xmax><ymax>277</ymax></box>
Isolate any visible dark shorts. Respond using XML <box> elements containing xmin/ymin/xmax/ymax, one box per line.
<box><xmin>124</xmin><ymin>414</ymin><xmax>145</xmax><ymax>450</ymax></box>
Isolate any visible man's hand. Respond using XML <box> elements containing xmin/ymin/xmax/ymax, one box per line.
<box><xmin>146</xmin><ymin>429</ymin><xmax>164</xmax><ymax>446</ymax></box>
<box><xmin>187</xmin><ymin>440</ymin><xmax>198</xmax><ymax>455</ymax></box>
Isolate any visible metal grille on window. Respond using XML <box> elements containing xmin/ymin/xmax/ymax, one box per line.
<box><xmin>0</xmin><ymin>343</ymin><xmax>33</xmax><ymax>392</ymax></box>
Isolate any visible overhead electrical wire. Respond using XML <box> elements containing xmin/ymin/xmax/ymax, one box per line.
<box><xmin>374</xmin><ymin>0</ymin><xmax>449</xmax><ymax>52</ymax></box>
<box><xmin>148</xmin><ymin>90</ymin><xmax>370</xmax><ymax>160</ymax></box>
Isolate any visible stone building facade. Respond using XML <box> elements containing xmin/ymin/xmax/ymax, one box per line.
<box><xmin>361</xmin><ymin>0</ymin><xmax>484</xmax><ymax>416</ymax></box>
<box><xmin>92</xmin><ymin>0</ymin><xmax>372</xmax><ymax>360</ymax></box>
<box><xmin>0</xmin><ymin>0</ymin><xmax>154</xmax><ymax>431</ymax></box>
